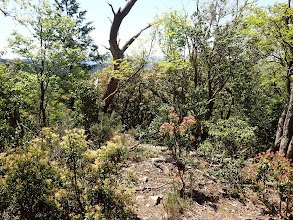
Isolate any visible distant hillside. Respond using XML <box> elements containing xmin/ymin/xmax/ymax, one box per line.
<box><xmin>89</xmin><ymin>63</ymin><xmax>105</xmax><ymax>74</ymax></box>
<box><xmin>0</xmin><ymin>58</ymin><xmax>105</xmax><ymax>74</ymax></box>
<box><xmin>0</xmin><ymin>58</ymin><xmax>9</xmax><ymax>63</ymax></box>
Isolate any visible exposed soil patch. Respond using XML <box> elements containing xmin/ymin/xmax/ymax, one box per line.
<box><xmin>123</xmin><ymin>144</ymin><xmax>279</xmax><ymax>220</ymax></box>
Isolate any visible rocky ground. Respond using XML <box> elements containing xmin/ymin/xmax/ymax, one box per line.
<box><xmin>122</xmin><ymin>144</ymin><xmax>279</xmax><ymax>220</ymax></box>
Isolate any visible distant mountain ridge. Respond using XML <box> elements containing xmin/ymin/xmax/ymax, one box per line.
<box><xmin>0</xmin><ymin>58</ymin><xmax>104</xmax><ymax>74</ymax></box>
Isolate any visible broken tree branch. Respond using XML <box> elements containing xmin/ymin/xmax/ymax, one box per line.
<box><xmin>122</xmin><ymin>24</ymin><xmax>152</xmax><ymax>52</ymax></box>
<box><xmin>108</xmin><ymin>3</ymin><xmax>116</xmax><ymax>15</ymax></box>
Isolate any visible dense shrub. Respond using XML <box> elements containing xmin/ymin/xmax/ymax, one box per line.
<box><xmin>0</xmin><ymin>145</ymin><xmax>66</xmax><ymax>219</ymax></box>
<box><xmin>71</xmin><ymin>80</ymin><xmax>102</xmax><ymax>132</ymax></box>
<box><xmin>159</xmin><ymin>107</ymin><xmax>199</xmax><ymax>157</ymax></box>
<box><xmin>205</xmin><ymin>117</ymin><xmax>257</xmax><ymax>158</ymax></box>
<box><xmin>0</xmin><ymin>128</ymin><xmax>135</xmax><ymax>219</ymax></box>
<box><xmin>89</xmin><ymin>111</ymin><xmax>122</xmax><ymax>147</ymax></box>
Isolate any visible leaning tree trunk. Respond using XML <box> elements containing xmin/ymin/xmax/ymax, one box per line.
<box><xmin>271</xmin><ymin>82</ymin><xmax>293</xmax><ymax>159</ymax></box>
<box><xmin>270</xmin><ymin>0</ymin><xmax>293</xmax><ymax>158</ymax></box>
<box><xmin>278</xmin><ymin>90</ymin><xmax>293</xmax><ymax>158</ymax></box>
<box><xmin>102</xmin><ymin>0</ymin><xmax>150</xmax><ymax>112</ymax></box>
<box><xmin>272</xmin><ymin>106</ymin><xmax>288</xmax><ymax>152</ymax></box>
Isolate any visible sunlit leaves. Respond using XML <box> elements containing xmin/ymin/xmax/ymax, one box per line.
<box><xmin>245</xmin><ymin>3</ymin><xmax>293</xmax><ymax>61</ymax></box>
<box><xmin>0</xmin><ymin>129</ymin><xmax>135</xmax><ymax>218</ymax></box>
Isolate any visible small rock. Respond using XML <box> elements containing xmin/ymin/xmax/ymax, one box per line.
<box><xmin>141</xmin><ymin>176</ymin><xmax>148</xmax><ymax>183</ymax></box>
<box><xmin>150</xmin><ymin>195</ymin><xmax>163</xmax><ymax>206</ymax></box>
<box><xmin>206</xmin><ymin>180</ymin><xmax>214</xmax><ymax>184</ymax></box>
<box><xmin>136</xmin><ymin>195</ymin><xmax>144</xmax><ymax>201</ymax></box>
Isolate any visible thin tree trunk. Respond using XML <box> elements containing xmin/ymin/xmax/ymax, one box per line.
<box><xmin>205</xmin><ymin>100</ymin><xmax>215</xmax><ymax>121</ymax></box>
<box><xmin>40</xmin><ymin>80</ymin><xmax>46</xmax><ymax>127</ymax></box>
<box><xmin>205</xmin><ymin>71</ymin><xmax>214</xmax><ymax>120</ymax></box>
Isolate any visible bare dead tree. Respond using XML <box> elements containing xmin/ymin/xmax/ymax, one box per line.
<box><xmin>102</xmin><ymin>0</ymin><xmax>151</xmax><ymax>112</ymax></box>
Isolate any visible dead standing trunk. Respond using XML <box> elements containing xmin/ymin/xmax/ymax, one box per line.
<box><xmin>102</xmin><ymin>0</ymin><xmax>150</xmax><ymax>112</ymax></box>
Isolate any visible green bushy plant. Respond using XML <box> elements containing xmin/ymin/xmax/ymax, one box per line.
<box><xmin>196</xmin><ymin>139</ymin><xmax>223</xmax><ymax>161</ymax></box>
<box><xmin>164</xmin><ymin>189</ymin><xmax>188</xmax><ymax>220</ymax></box>
<box><xmin>0</xmin><ymin>128</ymin><xmax>135</xmax><ymax>219</ymax></box>
<box><xmin>217</xmin><ymin>158</ymin><xmax>246</xmax><ymax>198</ymax></box>
<box><xmin>89</xmin><ymin>111</ymin><xmax>122</xmax><ymax>147</ymax></box>
<box><xmin>137</xmin><ymin>104</ymin><xmax>170</xmax><ymax>143</ymax></box>
<box><xmin>206</xmin><ymin>117</ymin><xmax>257</xmax><ymax>158</ymax></box>
<box><xmin>0</xmin><ymin>145</ymin><xmax>66</xmax><ymax>219</ymax></box>
<box><xmin>71</xmin><ymin>80</ymin><xmax>102</xmax><ymax>132</ymax></box>
<box><xmin>0</xmin><ymin>62</ymin><xmax>38</xmax><ymax>151</ymax></box>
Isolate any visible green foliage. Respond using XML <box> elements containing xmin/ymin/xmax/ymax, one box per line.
<box><xmin>164</xmin><ymin>189</ymin><xmax>188</xmax><ymax>220</ymax></box>
<box><xmin>106</xmin><ymin>56</ymin><xmax>158</xmax><ymax>131</ymax></box>
<box><xmin>196</xmin><ymin>139</ymin><xmax>223</xmax><ymax>162</ymax></box>
<box><xmin>155</xmin><ymin>1</ymin><xmax>258</xmax><ymax>123</ymax></box>
<box><xmin>0</xmin><ymin>144</ymin><xmax>66</xmax><ymax>219</ymax></box>
<box><xmin>93</xmin><ymin>135</ymin><xmax>127</xmax><ymax>179</ymax></box>
<box><xmin>54</xmin><ymin>0</ymin><xmax>103</xmax><ymax>65</ymax></box>
<box><xmin>217</xmin><ymin>158</ymin><xmax>246</xmax><ymax>198</ymax></box>
<box><xmin>244</xmin><ymin>152</ymin><xmax>293</xmax><ymax>217</ymax></box>
<box><xmin>0</xmin><ymin>129</ymin><xmax>135</xmax><ymax>219</ymax></box>
<box><xmin>8</xmin><ymin>0</ymin><xmax>88</xmax><ymax>127</ymax></box>
<box><xmin>206</xmin><ymin>118</ymin><xmax>257</xmax><ymax>157</ymax></box>
<box><xmin>2</xmin><ymin>0</ymin><xmax>293</xmax><ymax>218</ymax></box>
<box><xmin>245</xmin><ymin>3</ymin><xmax>293</xmax><ymax>57</ymax></box>
<box><xmin>71</xmin><ymin>79</ymin><xmax>102</xmax><ymax>131</ymax></box>
<box><xmin>88</xmin><ymin>112</ymin><xmax>117</xmax><ymax>147</ymax></box>
<box><xmin>139</xmin><ymin>104</ymin><xmax>172</xmax><ymax>143</ymax></box>
<box><xmin>0</xmin><ymin>61</ymin><xmax>39</xmax><ymax>151</ymax></box>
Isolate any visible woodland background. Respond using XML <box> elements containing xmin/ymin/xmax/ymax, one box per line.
<box><xmin>1</xmin><ymin>0</ymin><xmax>293</xmax><ymax>219</ymax></box>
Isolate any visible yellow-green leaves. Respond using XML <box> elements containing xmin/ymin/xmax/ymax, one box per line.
<box><xmin>0</xmin><ymin>129</ymin><xmax>135</xmax><ymax>218</ymax></box>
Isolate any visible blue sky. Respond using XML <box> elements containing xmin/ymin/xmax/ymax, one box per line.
<box><xmin>0</xmin><ymin>0</ymin><xmax>285</xmax><ymax>58</ymax></box>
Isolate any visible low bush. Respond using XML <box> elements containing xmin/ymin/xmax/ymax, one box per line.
<box><xmin>159</xmin><ymin>107</ymin><xmax>199</xmax><ymax>158</ymax></box>
<box><xmin>205</xmin><ymin>117</ymin><xmax>257</xmax><ymax>158</ymax></box>
<box><xmin>0</xmin><ymin>128</ymin><xmax>135</xmax><ymax>219</ymax></box>
<box><xmin>244</xmin><ymin>151</ymin><xmax>293</xmax><ymax>218</ymax></box>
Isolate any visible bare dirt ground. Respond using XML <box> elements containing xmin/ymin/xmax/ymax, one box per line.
<box><xmin>123</xmin><ymin>144</ymin><xmax>279</xmax><ymax>220</ymax></box>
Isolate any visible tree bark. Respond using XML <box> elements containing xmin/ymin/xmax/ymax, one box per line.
<box><xmin>40</xmin><ymin>80</ymin><xmax>47</xmax><ymax>127</ymax></box>
<box><xmin>102</xmin><ymin>0</ymin><xmax>150</xmax><ymax>112</ymax></box>
<box><xmin>279</xmin><ymin>90</ymin><xmax>293</xmax><ymax>157</ymax></box>
<box><xmin>272</xmin><ymin>89</ymin><xmax>293</xmax><ymax>159</ymax></box>
<box><xmin>272</xmin><ymin>106</ymin><xmax>287</xmax><ymax>152</ymax></box>
<box><xmin>271</xmin><ymin>0</ymin><xmax>293</xmax><ymax>158</ymax></box>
